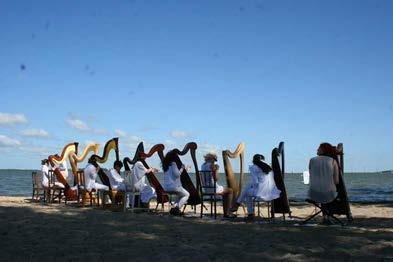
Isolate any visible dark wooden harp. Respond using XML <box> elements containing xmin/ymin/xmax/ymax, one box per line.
<box><xmin>271</xmin><ymin>142</ymin><xmax>291</xmax><ymax>218</ymax></box>
<box><xmin>222</xmin><ymin>142</ymin><xmax>245</xmax><ymax>204</ymax></box>
<box><xmin>48</xmin><ymin>142</ymin><xmax>79</xmax><ymax>200</ymax></box>
<box><xmin>91</xmin><ymin>137</ymin><xmax>120</xmax><ymax>190</ymax></box>
<box><xmin>123</xmin><ymin>142</ymin><xmax>169</xmax><ymax>205</ymax></box>
<box><xmin>172</xmin><ymin>142</ymin><xmax>201</xmax><ymax>206</ymax></box>
<box><xmin>325</xmin><ymin>143</ymin><xmax>353</xmax><ymax>221</ymax></box>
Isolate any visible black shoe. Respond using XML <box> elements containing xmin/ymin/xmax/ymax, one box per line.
<box><xmin>223</xmin><ymin>214</ymin><xmax>237</xmax><ymax>219</ymax></box>
<box><xmin>245</xmin><ymin>214</ymin><xmax>254</xmax><ymax>222</ymax></box>
<box><xmin>169</xmin><ymin>208</ymin><xmax>176</xmax><ymax>215</ymax></box>
<box><xmin>230</xmin><ymin>203</ymin><xmax>240</xmax><ymax>213</ymax></box>
<box><xmin>169</xmin><ymin>207</ymin><xmax>181</xmax><ymax>216</ymax></box>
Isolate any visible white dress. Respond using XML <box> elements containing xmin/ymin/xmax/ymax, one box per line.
<box><xmin>83</xmin><ymin>163</ymin><xmax>109</xmax><ymax>191</ymax></box>
<box><xmin>42</xmin><ymin>164</ymin><xmax>64</xmax><ymax>188</ymax></box>
<box><xmin>249</xmin><ymin>165</ymin><xmax>281</xmax><ymax>201</ymax></box>
<box><xmin>163</xmin><ymin>162</ymin><xmax>190</xmax><ymax>209</ymax></box>
<box><xmin>41</xmin><ymin>164</ymin><xmax>49</xmax><ymax>187</ymax></box>
<box><xmin>237</xmin><ymin>164</ymin><xmax>281</xmax><ymax>214</ymax></box>
<box><xmin>108</xmin><ymin>168</ymin><xmax>126</xmax><ymax>191</ymax></box>
<box><xmin>131</xmin><ymin>161</ymin><xmax>157</xmax><ymax>203</ymax></box>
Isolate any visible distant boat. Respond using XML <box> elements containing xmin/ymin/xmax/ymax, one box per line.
<box><xmin>380</xmin><ymin>170</ymin><xmax>393</xmax><ymax>174</ymax></box>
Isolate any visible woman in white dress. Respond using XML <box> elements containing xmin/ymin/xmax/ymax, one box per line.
<box><xmin>200</xmin><ymin>153</ymin><xmax>234</xmax><ymax>218</ymax></box>
<box><xmin>232</xmin><ymin>154</ymin><xmax>281</xmax><ymax>220</ymax></box>
<box><xmin>41</xmin><ymin>159</ymin><xmax>64</xmax><ymax>188</ymax></box>
<box><xmin>83</xmin><ymin>156</ymin><xmax>109</xmax><ymax>192</ymax></box>
<box><xmin>130</xmin><ymin>158</ymin><xmax>157</xmax><ymax>207</ymax></box>
<box><xmin>162</xmin><ymin>150</ymin><xmax>190</xmax><ymax>216</ymax></box>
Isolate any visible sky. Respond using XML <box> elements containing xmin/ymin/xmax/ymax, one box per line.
<box><xmin>0</xmin><ymin>0</ymin><xmax>392</xmax><ymax>172</ymax></box>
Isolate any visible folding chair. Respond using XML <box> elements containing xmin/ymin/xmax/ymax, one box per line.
<box><xmin>302</xmin><ymin>198</ymin><xmax>344</xmax><ymax>226</ymax></box>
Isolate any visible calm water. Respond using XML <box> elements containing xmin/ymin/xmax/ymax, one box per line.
<box><xmin>1</xmin><ymin>170</ymin><xmax>393</xmax><ymax>202</ymax></box>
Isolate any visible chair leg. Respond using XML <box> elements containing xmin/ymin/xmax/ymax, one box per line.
<box><xmin>301</xmin><ymin>210</ymin><xmax>322</xmax><ymax>224</ymax></box>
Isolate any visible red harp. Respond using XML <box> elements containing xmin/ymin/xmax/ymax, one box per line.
<box><xmin>48</xmin><ymin>142</ymin><xmax>78</xmax><ymax>200</ymax></box>
<box><xmin>173</xmin><ymin>142</ymin><xmax>201</xmax><ymax>206</ymax></box>
<box><xmin>271</xmin><ymin>142</ymin><xmax>291</xmax><ymax>218</ymax></box>
<box><xmin>123</xmin><ymin>142</ymin><xmax>169</xmax><ymax>205</ymax></box>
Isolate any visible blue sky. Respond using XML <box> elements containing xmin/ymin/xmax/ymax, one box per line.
<box><xmin>0</xmin><ymin>0</ymin><xmax>392</xmax><ymax>172</ymax></box>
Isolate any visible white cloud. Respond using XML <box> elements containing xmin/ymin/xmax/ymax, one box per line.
<box><xmin>66</xmin><ymin>118</ymin><xmax>89</xmax><ymax>131</ymax></box>
<box><xmin>199</xmin><ymin>143</ymin><xmax>219</xmax><ymax>154</ymax></box>
<box><xmin>115</xmin><ymin>129</ymin><xmax>127</xmax><ymax>137</ymax></box>
<box><xmin>0</xmin><ymin>135</ymin><xmax>21</xmax><ymax>147</ymax></box>
<box><xmin>164</xmin><ymin>139</ymin><xmax>176</xmax><ymax>147</ymax></box>
<box><xmin>0</xmin><ymin>113</ymin><xmax>28</xmax><ymax>125</ymax></box>
<box><xmin>66</xmin><ymin>117</ymin><xmax>107</xmax><ymax>135</ymax></box>
<box><xmin>20</xmin><ymin>128</ymin><xmax>50</xmax><ymax>138</ymax></box>
<box><xmin>19</xmin><ymin>146</ymin><xmax>50</xmax><ymax>155</ymax></box>
<box><xmin>170</xmin><ymin>130</ymin><xmax>188</xmax><ymax>138</ymax></box>
<box><xmin>93</xmin><ymin>129</ymin><xmax>108</xmax><ymax>135</ymax></box>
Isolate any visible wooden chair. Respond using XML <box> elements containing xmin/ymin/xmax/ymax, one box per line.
<box><xmin>48</xmin><ymin>170</ymin><xmax>65</xmax><ymax>203</ymax></box>
<box><xmin>77</xmin><ymin>170</ymin><xmax>99</xmax><ymax>207</ymax></box>
<box><xmin>198</xmin><ymin>171</ymin><xmax>221</xmax><ymax>219</ymax></box>
<box><xmin>32</xmin><ymin>171</ymin><xmax>46</xmax><ymax>201</ymax></box>
<box><xmin>99</xmin><ymin>169</ymin><xmax>127</xmax><ymax>211</ymax></box>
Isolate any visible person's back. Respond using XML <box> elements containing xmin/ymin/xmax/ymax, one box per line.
<box><xmin>84</xmin><ymin>163</ymin><xmax>97</xmax><ymax>191</ymax></box>
<box><xmin>308</xmin><ymin>155</ymin><xmax>337</xmax><ymax>203</ymax></box>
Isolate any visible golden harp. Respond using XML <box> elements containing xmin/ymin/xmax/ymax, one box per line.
<box><xmin>69</xmin><ymin>143</ymin><xmax>100</xmax><ymax>185</ymax></box>
<box><xmin>91</xmin><ymin>137</ymin><xmax>120</xmax><ymax>190</ymax></box>
<box><xmin>48</xmin><ymin>143</ymin><xmax>78</xmax><ymax>200</ymax></box>
<box><xmin>222</xmin><ymin>142</ymin><xmax>245</xmax><ymax>204</ymax></box>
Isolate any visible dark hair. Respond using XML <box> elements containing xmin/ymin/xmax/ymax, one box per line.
<box><xmin>162</xmin><ymin>150</ymin><xmax>182</xmax><ymax>172</ymax></box>
<box><xmin>113</xmin><ymin>160</ymin><xmax>123</xmax><ymax>169</ymax></box>
<box><xmin>319</xmin><ymin>143</ymin><xmax>336</xmax><ymax>158</ymax></box>
<box><xmin>88</xmin><ymin>155</ymin><xmax>99</xmax><ymax>168</ymax></box>
<box><xmin>252</xmin><ymin>154</ymin><xmax>272</xmax><ymax>174</ymax></box>
<box><xmin>41</xmin><ymin>159</ymin><xmax>48</xmax><ymax>165</ymax></box>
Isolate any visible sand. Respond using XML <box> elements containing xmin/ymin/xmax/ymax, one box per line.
<box><xmin>0</xmin><ymin>196</ymin><xmax>392</xmax><ymax>261</ymax></box>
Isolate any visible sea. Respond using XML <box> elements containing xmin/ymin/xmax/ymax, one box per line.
<box><xmin>1</xmin><ymin>170</ymin><xmax>393</xmax><ymax>203</ymax></box>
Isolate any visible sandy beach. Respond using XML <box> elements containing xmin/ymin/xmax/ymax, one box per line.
<box><xmin>0</xmin><ymin>196</ymin><xmax>392</xmax><ymax>261</ymax></box>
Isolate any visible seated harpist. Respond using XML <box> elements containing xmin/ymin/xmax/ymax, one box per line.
<box><xmin>308</xmin><ymin>143</ymin><xmax>339</xmax><ymax>222</ymax></box>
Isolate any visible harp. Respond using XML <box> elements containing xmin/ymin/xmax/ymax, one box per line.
<box><xmin>91</xmin><ymin>137</ymin><xmax>120</xmax><ymax>189</ymax></box>
<box><xmin>172</xmin><ymin>142</ymin><xmax>201</xmax><ymax>206</ymax></box>
<box><xmin>271</xmin><ymin>142</ymin><xmax>291</xmax><ymax>218</ymax></box>
<box><xmin>48</xmin><ymin>142</ymin><xmax>78</xmax><ymax>200</ymax></box>
<box><xmin>123</xmin><ymin>142</ymin><xmax>169</xmax><ymax>205</ymax></box>
<box><xmin>222</xmin><ymin>142</ymin><xmax>245</xmax><ymax>204</ymax></box>
<box><xmin>69</xmin><ymin>143</ymin><xmax>100</xmax><ymax>185</ymax></box>
<box><xmin>326</xmin><ymin>143</ymin><xmax>353</xmax><ymax>221</ymax></box>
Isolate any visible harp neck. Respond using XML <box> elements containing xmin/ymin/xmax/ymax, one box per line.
<box><xmin>69</xmin><ymin>143</ymin><xmax>100</xmax><ymax>175</ymax></box>
<box><xmin>48</xmin><ymin>143</ymin><xmax>78</xmax><ymax>167</ymax></box>
<box><xmin>93</xmin><ymin>137</ymin><xmax>119</xmax><ymax>164</ymax></box>
<box><xmin>173</xmin><ymin>142</ymin><xmax>198</xmax><ymax>173</ymax></box>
